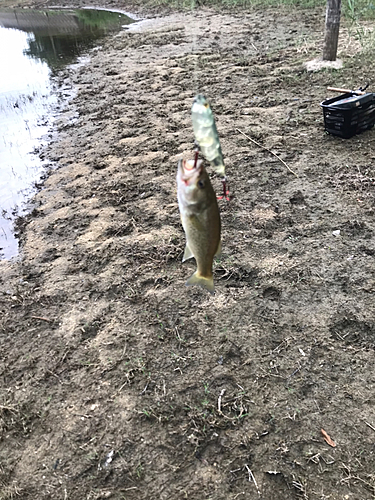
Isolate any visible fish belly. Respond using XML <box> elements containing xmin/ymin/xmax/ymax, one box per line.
<box><xmin>182</xmin><ymin>209</ymin><xmax>220</xmax><ymax>280</ymax></box>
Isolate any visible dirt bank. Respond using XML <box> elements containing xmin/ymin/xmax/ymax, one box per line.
<box><xmin>1</xmin><ymin>3</ymin><xmax>375</xmax><ymax>499</ymax></box>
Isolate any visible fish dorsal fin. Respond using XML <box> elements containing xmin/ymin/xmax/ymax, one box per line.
<box><xmin>214</xmin><ymin>240</ymin><xmax>222</xmax><ymax>258</ymax></box>
<box><xmin>182</xmin><ymin>244</ymin><xmax>194</xmax><ymax>262</ymax></box>
<box><xmin>215</xmin><ymin>240</ymin><xmax>221</xmax><ymax>257</ymax></box>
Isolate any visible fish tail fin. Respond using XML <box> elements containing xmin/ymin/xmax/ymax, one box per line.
<box><xmin>186</xmin><ymin>272</ymin><xmax>215</xmax><ymax>294</ymax></box>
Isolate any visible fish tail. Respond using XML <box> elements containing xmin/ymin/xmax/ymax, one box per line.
<box><xmin>185</xmin><ymin>272</ymin><xmax>215</xmax><ymax>294</ymax></box>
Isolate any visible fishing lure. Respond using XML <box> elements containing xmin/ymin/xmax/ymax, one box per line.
<box><xmin>191</xmin><ymin>95</ymin><xmax>225</xmax><ymax>177</ymax></box>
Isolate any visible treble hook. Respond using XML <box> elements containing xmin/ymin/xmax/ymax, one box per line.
<box><xmin>217</xmin><ymin>176</ymin><xmax>230</xmax><ymax>201</ymax></box>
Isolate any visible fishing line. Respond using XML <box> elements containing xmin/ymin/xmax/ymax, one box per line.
<box><xmin>188</xmin><ymin>0</ymin><xmax>201</xmax><ymax>170</ymax></box>
<box><xmin>187</xmin><ymin>3</ymin><xmax>231</xmax><ymax>201</ymax></box>
<box><xmin>190</xmin><ymin>0</ymin><xmax>201</xmax><ymax>97</ymax></box>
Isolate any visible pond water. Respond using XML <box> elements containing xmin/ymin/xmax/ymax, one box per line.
<box><xmin>0</xmin><ymin>8</ymin><xmax>136</xmax><ymax>259</ymax></box>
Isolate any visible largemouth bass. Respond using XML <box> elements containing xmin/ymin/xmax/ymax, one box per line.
<box><xmin>177</xmin><ymin>158</ymin><xmax>221</xmax><ymax>293</ymax></box>
<box><xmin>191</xmin><ymin>95</ymin><xmax>225</xmax><ymax>176</ymax></box>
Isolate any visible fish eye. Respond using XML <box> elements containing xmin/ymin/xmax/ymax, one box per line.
<box><xmin>198</xmin><ymin>179</ymin><xmax>205</xmax><ymax>188</ymax></box>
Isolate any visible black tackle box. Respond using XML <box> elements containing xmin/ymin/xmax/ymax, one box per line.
<box><xmin>320</xmin><ymin>92</ymin><xmax>375</xmax><ymax>138</ymax></box>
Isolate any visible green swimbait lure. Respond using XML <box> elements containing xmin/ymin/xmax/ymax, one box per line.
<box><xmin>191</xmin><ymin>95</ymin><xmax>225</xmax><ymax>176</ymax></box>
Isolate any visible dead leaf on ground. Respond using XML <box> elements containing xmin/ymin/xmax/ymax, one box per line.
<box><xmin>321</xmin><ymin>428</ymin><xmax>336</xmax><ymax>447</ymax></box>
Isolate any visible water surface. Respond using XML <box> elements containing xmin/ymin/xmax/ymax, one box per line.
<box><xmin>0</xmin><ymin>8</ymin><xmax>135</xmax><ymax>259</ymax></box>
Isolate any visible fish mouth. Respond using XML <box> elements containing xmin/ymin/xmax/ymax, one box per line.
<box><xmin>183</xmin><ymin>159</ymin><xmax>196</xmax><ymax>171</ymax></box>
<box><xmin>180</xmin><ymin>159</ymin><xmax>202</xmax><ymax>176</ymax></box>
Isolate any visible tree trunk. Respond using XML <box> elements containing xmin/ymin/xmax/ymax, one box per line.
<box><xmin>323</xmin><ymin>0</ymin><xmax>341</xmax><ymax>61</ymax></box>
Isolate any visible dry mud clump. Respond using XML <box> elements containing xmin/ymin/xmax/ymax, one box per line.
<box><xmin>1</xmin><ymin>4</ymin><xmax>375</xmax><ymax>500</ymax></box>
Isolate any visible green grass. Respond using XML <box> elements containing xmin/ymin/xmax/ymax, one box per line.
<box><xmin>6</xmin><ymin>0</ymin><xmax>375</xmax><ymax>19</ymax></box>
<box><xmin>343</xmin><ymin>0</ymin><xmax>375</xmax><ymax>21</ymax></box>
<box><xmin>147</xmin><ymin>0</ymin><xmax>325</xmax><ymax>8</ymax></box>
<box><xmin>342</xmin><ymin>0</ymin><xmax>375</xmax><ymax>51</ymax></box>
<box><xmin>142</xmin><ymin>0</ymin><xmax>375</xmax><ymax>20</ymax></box>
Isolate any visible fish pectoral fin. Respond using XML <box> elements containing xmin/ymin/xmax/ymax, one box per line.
<box><xmin>214</xmin><ymin>240</ymin><xmax>222</xmax><ymax>258</ymax></box>
<box><xmin>186</xmin><ymin>272</ymin><xmax>214</xmax><ymax>295</ymax></box>
<box><xmin>182</xmin><ymin>244</ymin><xmax>194</xmax><ymax>262</ymax></box>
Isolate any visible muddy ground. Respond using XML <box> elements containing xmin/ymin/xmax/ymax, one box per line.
<box><xmin>1</xmin><ymin>2</ymin><xmax>375</xmax><ymax>499</ymax></box>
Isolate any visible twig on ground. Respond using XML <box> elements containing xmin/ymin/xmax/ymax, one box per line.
<box><xmin>237</xmin><ymin>128</ymin><xmax>298</xmax><ymax>177</ymax></box>
<box><xmin>364</xmin><ymin>420</ymin><xmax>375</xmax><ymax>432</ymax></box>
<box><xmin>217</xmin><ymin>389</ymin><xmax>225</xmax><ymax>414</ymax></box>
<box><xmin>79</xmin><ymin>436</ymin><xmax>96</xmax><ymax>450</ymax></box>
<box><xmin>46</xmin><ymin>369</ymin><xmax>63</xmax><ymax>384</ymax></box>
<box><xmin>257</xmin><ymin>366</ymin><xmax>285</xmax><ymax>379</ymax></box>
<box><xmin>0</xmin><ymin>404</ymin><xmax>18</xmax><ymax>413</ymax></box>
<box><xmin>244</xmin><ymin>464</ymin><xmax>260</xmax><ymax>495</ymax></box>
<box><xmin>31</xmin><ymin>315</ymin><xmax>52</xmax><ymax>322</ymax></box>
<box><xmin>140</xmin><ymin>382</ymin><xmax>149</xmax><ymax>395</ymax></box>
<box><xmin>292</xmin><ymin>479</ymin><xmax>308</xmax><ymax>498</ymax></box>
